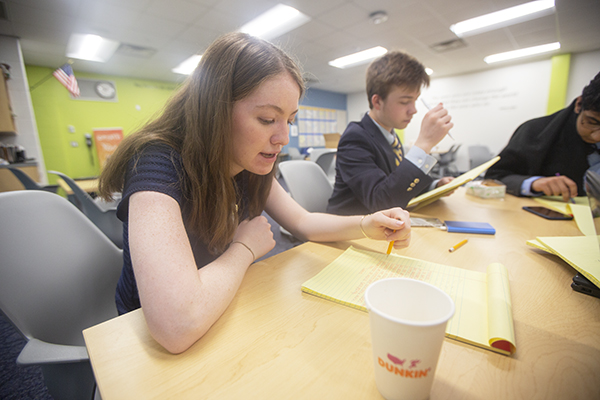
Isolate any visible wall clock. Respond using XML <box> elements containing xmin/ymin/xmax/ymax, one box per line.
<box><xmin>95</xmin><ymin>81</ymin><xmax>116</xmax><ymax>99</ymax></box>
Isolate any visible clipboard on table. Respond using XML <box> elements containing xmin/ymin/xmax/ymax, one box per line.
<box><xmin>407</xmin><ymin>156</ymin><xmax>501</xmax><ymax>211</ymax></box>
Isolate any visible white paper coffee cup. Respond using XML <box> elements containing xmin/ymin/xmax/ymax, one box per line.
<box><xmin>365</xmin><ymin>278</ymin><xmax>455</xmax><ymax>400</ymax></box>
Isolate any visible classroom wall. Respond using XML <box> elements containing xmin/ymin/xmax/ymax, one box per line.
<box><xmin>23</xmin><ymin>46</ymin><xmax>600</xmax><ymax>181</ymax></box>
<box><xmin>0</xmin><ymin>35</ymin><xmax>46</xmax><ymax>182</ymax></box>
<box><xmin>566</xmin><ymin>49</ymin><xmax>600</xmax><ymax>104</ymax></box>
<box><xmin>346</xmin><ymin>91</ymin><xmax>369</xmax><ymax>125</ymax></box>
<box><xmin>27</xmin><ymin>66</ymin><xmax>348</xmax><ymax>178</ymax></box>
<box><xmin>347</xmin><ymin>49</ymin><xmax>600</xmax><ymax>172</ymax></box>
<box><xmin>405</xmin><ymin>59</ymin><xmax>553</xmax><ymax>172</ymax></box>
<box><xmin>286</xmin><ymin>87</ymin><xmax>347</xmax><ymax>150</ymax></box>
<box><xmin>27</xmin><ymin>66</ymin><xmax>180</xmax><ymax>183</ymax></box>
<box><xmin>302</xmin><ymin>87</ymin><xmax>346</xmax><ymax>110</ymax></box>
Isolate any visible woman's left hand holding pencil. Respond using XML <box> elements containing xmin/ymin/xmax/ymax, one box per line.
<box><xmin>360</xmin><ymin>208</ymin><xmax>411</xmax><ymax>250</ymax></box>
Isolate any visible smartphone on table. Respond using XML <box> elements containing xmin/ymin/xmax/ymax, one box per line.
<box><xmin>522</xmin><ymin>206</ymin><xmax>573</xmax><ymax>220</ymax></box>
<box><xmin>571</xmin><ymin>273</ymin><xmax>600</xmax><ymax>299</ymax></box>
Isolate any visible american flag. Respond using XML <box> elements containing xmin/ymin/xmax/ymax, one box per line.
<box><xmin>53</xmin><ymin>63</ymin><xmax>80</xmax><ymax>97</ymax></box>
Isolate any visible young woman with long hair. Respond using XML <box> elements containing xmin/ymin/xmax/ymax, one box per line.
<box><xmin>98</xmin><ymin>32</ymin><xmax>411</xmax><ymax>354</ymax></box>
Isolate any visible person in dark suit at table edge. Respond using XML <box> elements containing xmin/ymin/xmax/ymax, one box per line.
<box><xmin>485</xmin><ymin>71</ymin><xmax>600</xmax><ymax>202</ymax></box>
<box><xmin>327</xmin><ymin>51</ymin><xmax>455</xmax><ymax>215</ymax></box>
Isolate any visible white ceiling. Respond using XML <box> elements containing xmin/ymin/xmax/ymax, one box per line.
<box><xmin>1</xmin><ymin>0</ymin><xmax>599</xmax><ymax>94</ymax></box>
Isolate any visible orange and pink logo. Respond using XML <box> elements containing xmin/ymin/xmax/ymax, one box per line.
<box><xmin>378</xmin><ymin>353</ymin><xmax>432</xmax><ymax>378</ymax></box>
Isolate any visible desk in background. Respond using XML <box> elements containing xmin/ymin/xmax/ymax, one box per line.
<box><xmin>83</xmin><ymin>188</ymin><xmax>600</xmax><ymax>399</ymax></box>
<box><xmin>56</xmin><ymin>177</ymin><xmax>99</xmax><ymax>196</ymax></box>
<box><xmin>0</xmin><ymin>162</ymin><xmax>39</xmax><ymax>192</ymax></box>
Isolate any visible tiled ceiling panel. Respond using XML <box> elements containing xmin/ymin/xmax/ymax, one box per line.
<box><xmin>0</xmin><ymin>0</ymin><xmax>598</xmax><ymax>94</ymax></box>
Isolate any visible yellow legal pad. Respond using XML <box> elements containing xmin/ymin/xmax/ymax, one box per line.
<box><xmin>533</xmin><ymin>197</ymin><xmax>595</xmax><ymax>236</ymax></box>
<box><xmin>526</xmin><ymin>235</ymin><xmax>600</xmax><ymax>288</ymax></box>
<box><xmin>301</xmin><ymin>246</ymin><xmax>516</xmax><ymax>355</ymax></box>
<box><xmin>406</xmin><ymin>156</ymin><xmax>500</xmax><ymax>211</ymax></box>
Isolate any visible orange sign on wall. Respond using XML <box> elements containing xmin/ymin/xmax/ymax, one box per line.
<box><xmin>93</xmin><ymin>128</ymin><xmax>123</xmax><ymax>168</ymax></box>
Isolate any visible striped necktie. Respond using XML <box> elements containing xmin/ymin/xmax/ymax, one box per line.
<box><xmin>391</xmin><ymin>134</ymin><xmax>403</xmax><ymax>166</ymax></box>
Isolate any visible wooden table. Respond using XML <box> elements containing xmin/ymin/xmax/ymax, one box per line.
<box><xmin>0</xmin><ymin>162</ymin><xmax>39</xmax><ymax>192</ymax></box>
<box><xmin>83</xmin><ymin>188</ymin><xmax>600</xmax><ymax>399</ymax></box>
<box><xmin>56</xmin><ymin>177</ymin><xmax>99</xmax><ymax>195</ymax></box>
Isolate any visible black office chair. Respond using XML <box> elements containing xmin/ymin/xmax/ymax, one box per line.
<box><xmin>434</xmin><ymin>144</ymin><xmax>461</xmax><ymax>178</ymax></box>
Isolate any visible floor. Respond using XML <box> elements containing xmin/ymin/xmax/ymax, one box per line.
<box><xmin>0</xmin><ymin>312</ymin><xmax>53</xmax><ymax>399</ymax></box>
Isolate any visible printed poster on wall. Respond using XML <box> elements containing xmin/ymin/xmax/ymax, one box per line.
<box><xmin>93</xmin><ymin>127</ymin><xmax>123</xmax><ymax>168</ymax></box>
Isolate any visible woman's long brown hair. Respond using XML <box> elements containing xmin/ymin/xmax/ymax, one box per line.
<box><xmin>98</xmin><ymin>32</ymin><xmax>305</xmax><ymax>253</ymax></box>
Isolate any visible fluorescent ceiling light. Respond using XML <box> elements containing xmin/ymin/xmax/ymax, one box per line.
<box><xmin>172</xmin><ymin>55</ymin><xmax>202</xmax><ymax>75</ymax></box>
<box><xmin>425</xmin><ymin>68</ymin><xmax>434</xmax><ymax>76</ymax></box>
<box><xmin>328</xmin><ymin>46</ymin><xmax>388</xmax><ymax>69</ymax></box>
<box><xmin>450</xmin><ymin>0</ymin><xmax>555</xmax><ymax>37</ymax></box>
<box><xmin>240</xmin><ymin>4</ymin><xmax>310</xmax><ymax>41</ymax></box>
<box><xmin>66</xmin><ymin>34</ymin><xmax>120</xmax><ymax>62</ymax></box>
<box><xmin>484</xmin><ymin>42</ymin><xmax>560</xmax><ymax>64</ymax></box>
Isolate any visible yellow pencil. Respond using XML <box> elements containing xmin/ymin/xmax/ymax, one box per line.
<box><xmin>449</xmin><ymin>239</ymin><xmax>468</xmax><ymax>253</ymax></box>
<box><xmin>386</xmin><ymin>240</ymin><xmax>395</xmax><ymax>255</ymax></box>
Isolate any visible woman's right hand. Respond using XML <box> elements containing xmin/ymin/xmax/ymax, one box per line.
<box><xmin>362</xmin><ymin>208</ymin><xmax>411</xmax><ymax>249</ymax></box>
<box><xmin>233</xmin><ymin>216</ymin><xmax>276</xmax><ymax>261</ymax></box>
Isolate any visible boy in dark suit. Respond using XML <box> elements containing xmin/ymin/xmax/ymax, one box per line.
<box><xmin>485</xmin><ymin>71</ymin><xmax>600</xmax><ymax>202</ymax></box>
<box><xmin>327</xmin><ymin>51</ymin><xmax>455</xmax><ymax>215</ymax></box>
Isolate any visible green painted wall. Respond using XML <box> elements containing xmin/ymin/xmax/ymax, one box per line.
<box><xmin>26</xmin><ymin>65</ymin><xmax>180</xmax><ymax>184</ymax></box>
<box><xmin>394</xmin><ymin>129</ymin><xmax>404</xmax><ymax>143</ymax></box>
<box><xmin>546</xmin><ymin>53</ymin><xmax>571</xmax><ymax>115</ymax></box>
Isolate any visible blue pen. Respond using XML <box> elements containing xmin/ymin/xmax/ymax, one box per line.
<box><xmin>421</xmin><ymin>98</ymin><xmax>454</xmax><ymax>140</ymax></box>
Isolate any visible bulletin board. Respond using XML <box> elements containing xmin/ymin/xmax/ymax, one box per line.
<box><xmin>297</xmin><ymin>106</ymin><xmax>346</xmax><ymax>148</ymax></box>
<box><xmin>93</xmin><ymin>127</ymin><xmax>123</xmax><ymax>168</ymax></box>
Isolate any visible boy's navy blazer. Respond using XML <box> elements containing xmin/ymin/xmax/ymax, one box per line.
<box><xmin>327</xmin><ymin>113</ymin><xmax>432</xmax><ymax>215</ymax></box>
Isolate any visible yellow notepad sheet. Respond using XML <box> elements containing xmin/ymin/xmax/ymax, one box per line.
<box><xmin>301</xmin><ymin>246</ymin><xmax>516</xmax><ymax>355</ymax></box>
<box><xmin>527</xmin><ymin>236</ymin><xmax>600</xmax><ymax>287</ymax></box>
<box><xmin>407</xmin><ymin>156</ymin><xmax>501</xmax><ymax>211</ymax></box>
<box><xmin>537</xmin><ymin>196</ymin><xmax>589</xmax><ymax>207</ymax></box>
<box><xmin>534</xmin><ymin>197</ymin><xmax>595</xmax><ymax>236</ymax></box>
<box><xmin>525</xmin><ymin>239</ymin><xmax>548</xmax><ymax>252</ymax></box>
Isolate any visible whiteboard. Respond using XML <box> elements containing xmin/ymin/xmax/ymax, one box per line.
<box><xmin>403</xmin><ymin>60</ymin><xmax>552</xmax><ymax>171</ymax></box>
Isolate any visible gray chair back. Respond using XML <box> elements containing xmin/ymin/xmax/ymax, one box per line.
<box><xmin>49</xmin><ymin>170</ymin><xmax>123</xmax><ymax>248</ymax></box>
<box><xmin>315</xmin><ymin>152</ymin><xmax>336</xmax><ymax>180</ymax></box>
<box><xmin>468</xmin><ymin>145</ymin><xmax>494</xmax><ymax>170</ymax></box>
<box><xmin>287</xmin><ymin>147</ymin><xmax>305</xmax><ymax>160</ymax></box>
<box><xmin>0</xmin><ymin>190</ymin><xmax>122</xmax><ymax>399</ymax></box>
<box><xmin>279</xmin><ymin>160</ymin><xmax>333</xmax><ymax>213</ymax></box>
